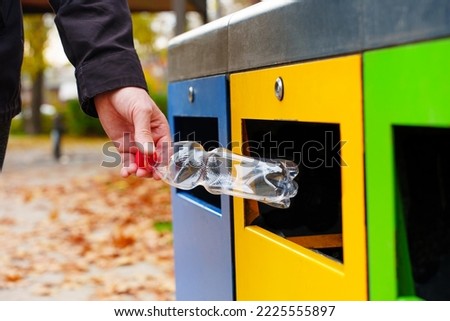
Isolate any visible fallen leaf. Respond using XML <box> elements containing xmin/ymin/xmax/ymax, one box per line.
<box><xmin>4</xmin><ymin>272</ymin><xmax>23</xmax><ymax>283</ymax></box>
<box><xmin>48</xmin><ymin>209</ymin><xmax>59</xmax><ymax>221</ymax></box>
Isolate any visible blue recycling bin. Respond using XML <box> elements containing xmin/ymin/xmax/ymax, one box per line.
<box><xmin>168</xmin><ymin>75</ymin><xmax>233</xmax><ymax>300</ymax></box>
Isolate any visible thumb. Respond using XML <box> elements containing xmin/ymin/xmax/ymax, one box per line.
<box><xmin>132</xmin><ymin>108</ymin><xmax>155</xmax><ymax>155</ymax></box>
<box><xmin>133</xmin><ymin>112</ymin><xmax>155</xmax><ymax>177</ymax></box>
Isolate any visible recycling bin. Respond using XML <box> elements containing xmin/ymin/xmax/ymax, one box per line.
<box><xmin>168</xmin><ymin>75</ymin><xmax>233</xmax><ymax>300</ymax></box>
<box><xmin>230</xmin><ymin>55</ymin><xmax>367</xmax><ymax>300</ymax></box>
<box><xmin>364</xmin><ymin>38</ymin><xmax>450</xmax><ymax>301</ymax></box>
<box><xmin>167</xmin><ymin>0</ymin><xmax>450</xmax><ymax>301</ymax></box>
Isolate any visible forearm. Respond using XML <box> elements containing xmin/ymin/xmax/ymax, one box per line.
<box><xmin>49</xmin><ymin>0</ymin><xmax>147</xmax><ymax>116</ymax></box>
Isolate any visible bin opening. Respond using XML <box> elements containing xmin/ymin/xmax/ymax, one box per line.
<box><xmin>394</xmin><ymin>125</ymin><xmax>450</xmax><ymax>300</ymax></box>
<box><xmin>174</xmin><ymin>116</ymin><xmax>221</xmax><ymax>210</ymax></box>
<box><xmin>242</xmin><ymin>119</ymin><xmax>343</xmax><ymax>263</ymax></box>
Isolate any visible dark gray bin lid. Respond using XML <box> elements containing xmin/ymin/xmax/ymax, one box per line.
<box><xmin>228</xmin><ymin>0</ymin><xmax>362</xmax><ymax>73</ymax></box>
<box><xmin>363</xmin><ymin>0</ymin><xmax>450</xmax><ymax>49</ymax></box>
<box><xmin>168</xmin><ymin>0</ymin><xmax>450</xmax><ymax>81</ymax></box>
<box><xmin>168</xmin><ymin>15</ymin><xmax>231</xmax><ymax>82</ymax></box>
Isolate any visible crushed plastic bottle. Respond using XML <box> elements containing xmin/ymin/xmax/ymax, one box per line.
<box><xmin>138</xmin><ymin>141</ymin><xmax>299</xmax><ymax>209</ymax></box>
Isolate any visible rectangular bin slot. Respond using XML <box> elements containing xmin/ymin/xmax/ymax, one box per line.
<box><xmin>174</xmin><ymin>116</ymin><xmax>221</xmax><ymax>211</ymax></box>
<box><xmin>394</xmin><ymin>125</ymin><xmax>450</xmax><ymax>300</ymax></box>
<box><xmin>243</xmin><ymin>119</ymin><xmax>343</xmax><ymax>262</ymax></box>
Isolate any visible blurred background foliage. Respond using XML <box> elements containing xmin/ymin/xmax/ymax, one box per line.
<box><xmin>13</xmin><ymin>0</ymin><xmax>257</xmax><ymax>137</ymax></box>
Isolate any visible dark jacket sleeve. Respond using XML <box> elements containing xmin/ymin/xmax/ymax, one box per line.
<box><xmin>0</xmin><ymin>0</ymin><xmax>23</xmax><ymax>123</ymax></box>
<box><xmin>49</xmin><ymin>0</ymin><xmax>148</xmax><ymax>117</ymax></box>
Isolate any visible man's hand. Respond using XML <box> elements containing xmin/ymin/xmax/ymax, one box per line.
<box><xmin>94</xmin><ymin>87</ymin><xmax>171</xmax><ymax>179</ymax></box>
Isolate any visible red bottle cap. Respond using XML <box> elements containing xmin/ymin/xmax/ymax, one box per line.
<box><xmin>135</xmin><ymin>149</ymin><xmax>156</xmax><ymax>169</ymax></box>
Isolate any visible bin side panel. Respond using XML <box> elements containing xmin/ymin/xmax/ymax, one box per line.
<box><xmin>168</xmin><ymin>75</ymin><xmax>234</xmax><ymax>300</ymax></box>
<box><xmin>231</xmin><ymin>55</ymin><xmax>366</xmax><ymax>300</ymax></box>
<box><xmin>364</xmin><ymin>38</ymin><xmax>450</xmax><ymax>300</ymax></box>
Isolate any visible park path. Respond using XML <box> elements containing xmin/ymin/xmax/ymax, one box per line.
<box><xmin>0</xmin><ymin>136</ymin><xmax>175</xmax><ymax>300</ymax></box>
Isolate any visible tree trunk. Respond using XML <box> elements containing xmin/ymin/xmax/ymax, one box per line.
<box><xmin>27</xmin><ymin>70</ymin><xmax>44</xmax><ymax>135</ymax></box>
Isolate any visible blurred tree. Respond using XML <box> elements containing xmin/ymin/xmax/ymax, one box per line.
<box><xmin>237</xmin><ymin>0</ymin><xmax>259</xmax><ymax>5</ymax></box>
<box><xmin>131</xmin><ymin>12</ymin><xmax>168</xmax><ymax>115</ymax></box>
<box><xmin>22</xmin><ymin>14</ymin><xmax>50</xmax><ymax>135</ymax></box>
<box><xmin>132</xmin><ymin>12</ymin><xmax>156</xmax><ymax>58</ymax></box>
<box><xmin>213</xmin><ymin>0</ymin><xmax>260</xmax><ymax>17</ymax></box>
<box><xmin>65</xmin><ymin>99</ymin><xmax>105</xmax><ymax>137</ymax></box>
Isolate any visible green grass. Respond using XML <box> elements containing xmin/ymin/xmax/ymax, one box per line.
<box><xmin>153</xmin><ymin>221</ymin><xmax>172</xmax><ymax>233</ymax></box>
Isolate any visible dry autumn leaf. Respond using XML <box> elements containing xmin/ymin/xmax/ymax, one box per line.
<box><xmin>4</xmin><ymin>272</ymin><xmax>23</xmax><ymax>283</ymax></box>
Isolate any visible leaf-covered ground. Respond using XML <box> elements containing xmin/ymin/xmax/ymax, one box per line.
<box><xmin>0</xmin><ymin>136</ymin><xmax>174</xmax><ymax>300</ymax></box>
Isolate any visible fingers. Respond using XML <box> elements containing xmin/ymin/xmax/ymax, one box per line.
<box><xmin>121</xmin><ymin>162</ymin><xmax>138</xmax><ymax>178</ymax></box>
<box><xmin>136</xmin><ymin>167</ymin><xmax>153</xmax><ymax>178</ymax></box>
<box><xmin>120</xmin><ymin>152</ymin><xmax>137</xmax><ymax>177</ymax></box>
<box><xmin>131</xmin><ymin>99</ymin><xmax>171</xmax><ymax>179</ymax></box>
<box><xmin>120</xmin><ymin>152</ymin><xmax>154</xmax><ymax>178</ymax></box>
<box><xmin>95</xmin><ymin>87</ymin><xmax>171</xmax><ymax>179</ymax></box>
<box><xmin>132</xmin><ymin>100</ymin><xmax>156</xmax><ymax>155</ymax></box>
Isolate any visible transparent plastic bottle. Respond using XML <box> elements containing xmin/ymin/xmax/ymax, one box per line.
<box><xmin>139</xmin><ymin>141</ymin><xmax>299</xmax><ymax>209</ymax></box>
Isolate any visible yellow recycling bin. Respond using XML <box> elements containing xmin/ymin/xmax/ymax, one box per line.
<box><xmin>230</xmin><ymin>54</ymin><xmax>367</xmax><ymax>300</ymax></box>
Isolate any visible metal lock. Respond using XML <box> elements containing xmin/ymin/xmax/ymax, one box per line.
<box><xmin>188</xmin><ymin>86</ymin><xmax>195</xmax><ymax>103</ymax></box>
<box><xmin>274</xmin><ymin>77</ymin><xmax>284</xmax><ymax>101</ymax></box>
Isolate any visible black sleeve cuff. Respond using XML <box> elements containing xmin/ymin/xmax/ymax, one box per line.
<box><xmin>75</xmin><ymin>49</ymin><xmax>148</xmax><ymax>117</ymax></box>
